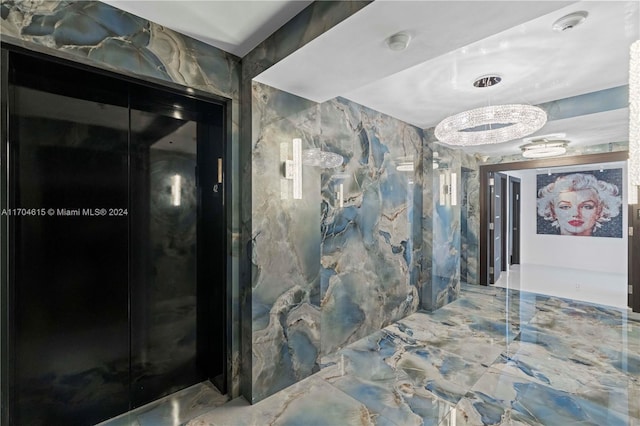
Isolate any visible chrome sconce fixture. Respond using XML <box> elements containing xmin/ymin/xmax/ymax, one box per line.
<box><xmin>439</xmin><ymin>171</ymin><xmax>457</xmax><ymax>206</ymax></box>
<box><xmin>281</xmin><ymin>138</ymin><xmax>302</xmax><ymax>199</ymax></box>
<box><xmin>281</xmin><ymin>139</ymin><xmax>344</xmax><ymax>200</ymax></box>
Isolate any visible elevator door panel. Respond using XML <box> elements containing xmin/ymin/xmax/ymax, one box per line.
<box><xmin>12</xmin><ymin>85</ymin><xmax>130</xmax><ymax>426</ymax></box>
<box><xmin>129</xmin><ymin>106</ymin><xmax>202</xmax><ymax>407</ymax></box>
<box><xmin>5</xmin><ymin>50</ymin><xmax>225</xmax><ymax>425</ymax></box>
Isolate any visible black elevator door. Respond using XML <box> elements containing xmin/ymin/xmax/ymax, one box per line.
<box><xmin>11</xmin><ymin>74</ymin><xmax>131</xmax><ymax>426</ymax></box>
<box><xmin>129</xmin><ymin>92</ymin><xmax>205</xmax><ymax>408</ymax></box>
<box><xmin>5</xmin><ymin>51</ymin><xmax>225</xmax><ymax>425</ymax></box>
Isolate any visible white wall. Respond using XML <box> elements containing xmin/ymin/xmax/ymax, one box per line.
<box><xmin>503</xmin><ymin>163</ymin><xmax>628</xmax><ymax>308</ymax></box>
<box><xmin>514</xmin><ymin>164</ymin><xmax>627</xmax><ymax>273</ymax></box>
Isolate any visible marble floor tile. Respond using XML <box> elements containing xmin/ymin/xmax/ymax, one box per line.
<box><xmin>458</xmin><ymin>368</ymin><xmax>632</xmax><ymax>426</ymax></box>
<box><xmin>386</xmin><ymin>312</ymin><xmax>513</xmax><ymax>366</ymax></box>
<box><xmin>520</xmin><ymin>314</ymin><xmax>640</xmax><ymax>381</ymax></box>
<box><xmin>101</xmin><ymin>284</ymin><xmax>640</xmax><ymax>426</ymax></box>
<box><xmin>98</xmin><ymin>382</ymin><xmax>229</xmax><ymax>426</ymax></box>
<box><xmin>316</xmin><ymin>332</ymin><xmax>465</xmax><ymax>426</ymax></box>
<box><xmin>187</xmin><ymin>375</ymin><xmax>391</xmax><ymax>426</ymax></box>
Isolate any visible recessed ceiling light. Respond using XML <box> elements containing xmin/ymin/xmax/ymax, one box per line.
<box><xmin>473</xmin><ymin>75</ymin><xmax>502</xmax><ymax>88</ymax></box>
<box><xmin>386</xmin><ymin>32</ymin><xmax>411</xmax><ymax>51</ymax></box>
<box><xmin>552</xmin><ymin>11</ymin><xmax>588</xmax><ymax>32</ymax></box>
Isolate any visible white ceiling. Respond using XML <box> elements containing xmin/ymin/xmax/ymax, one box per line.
<box><xmin>101</xmin><ymin>0</ymin><xmax>639</xmax><ymax>158</ymax></box>
<box><xmin>100</xmin><ymin>1</ymin><xmax>313</xmax><ymax>57</ymax></box>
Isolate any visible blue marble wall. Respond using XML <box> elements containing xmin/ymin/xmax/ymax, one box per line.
<box><xmin>249</xmin><ymin>84</ymin><xmax>426</xmax><ymax>400</ymax></box>
<box><xmin>461</xmin><ymin>152</ymin><xmax>480</xmax><ymax>285</ymax></box>
<box><xmin>249</xmin><ymin>82</ymin><xmax>323</xmax><ymax>401</ymax></box>
<box><xmin>425</xmin><ymin>143</ymin><xmax>462</xmax><ymax>310</ymax></box>
<box><xmin>238</xmin><ymin>0</ymin><xmax>373</xmax><ymax>403</ymax></box>
<box><xmin>319</xmin><ymin>97</ymin><xmax>423</xmax><ymax>355</ymax></box>
<box><xmin>0</xmin><ymin>0</ymin><xmax>244</xmax><ymax>397</ymax></box>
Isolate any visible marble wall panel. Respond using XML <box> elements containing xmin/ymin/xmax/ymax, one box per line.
<box><xmin>420</xmin><ymin>143</ymin><xmax>435</xmax><ymax>312</ymax></box>
<box><xmin>249</xmin><ymin>86</ymin><xmax>426</xmax><ymax>400</ymax></box>
<box><xmin>461</xmin><ymin>152</ymin><xmax>480</xmax><ymax>285</ymax></box>
<box><xmin>0</xmin><ymin>0</ymin><xmax>243</xmax><ymax>397</ymax></box>
<box><xmin>425</xmin><ymin>143</ymin><xmax>462</xmax><ymax>311</ymax></box>
<box><xmin>319</xmin><ymin>97</ymin><xmax>423</xmax><ymax>355</ymax></box>
<box><xmin>239</xmin><ymin>1</ymin><xmax>371</xmax><ymax>403</ymax></box>
<box><xmin>250</xmin><ymin>82</ymin><xmax>322</xmax><ymax>401</ymax></box>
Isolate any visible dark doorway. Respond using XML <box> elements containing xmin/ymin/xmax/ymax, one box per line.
<box><xmin>509</xmin><ymin>176</ymin><xmax>521</xmax><ymax>265</ymax></box>
<box><xmin>1</xmin><ymin>48</ymin><xmax>227</xmax><ymax>425</ymax></box>
<box><xmin>489</xmin><ymin>172</ymin><xmax>506</xmax><ymax>284</ymax></box>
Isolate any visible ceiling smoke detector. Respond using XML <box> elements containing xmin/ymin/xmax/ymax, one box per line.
<box><xmin>386</xmin><ymin>32</ymin><xmax>411</xmax><ymax>51</ymax></box>
<box><xmin>552</xmin><ymin>11</ymin><xmax>588</xmax><ymax>32</ymax></box>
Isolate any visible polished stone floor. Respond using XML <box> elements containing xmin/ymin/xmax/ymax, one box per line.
<box><xmin>102</xmin><ymin>284</ymin><xmax>640</xmax><ymax>425</ymax></box>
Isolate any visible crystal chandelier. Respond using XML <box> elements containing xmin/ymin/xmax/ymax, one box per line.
<box><xmin>435</xmin><ymin>104</ymin><xmax>547</xmax><ymax>146</ymax></box>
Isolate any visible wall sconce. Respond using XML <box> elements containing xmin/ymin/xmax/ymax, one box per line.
<box><xmin>331</xmin><ymin>172</ymin><xmax>350</xmax><ymax>208</ymax></box>
<box><xmin>281</xmin><ymin>138</ymin><xmax>302</xmax><ymax>200</ymax></box>
<box><xmin>450</xmin><ymin>172</ymin><xmax>457</xmax><ymax>206</ymax></box>
<box><xmin>439</xmin><ymin>171</ymin><xmax>457</xmax><ymax>206</ymax></box>
<box><xmin>171</xmin><ymin>174</ymin><xmax>182</xmax><ymax>206</ymax></box>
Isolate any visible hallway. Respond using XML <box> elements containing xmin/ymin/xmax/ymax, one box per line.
<box><xmin>103</xmin><ymin>283</ymin><xmax>640</xmax><ymax>425</ymax></box>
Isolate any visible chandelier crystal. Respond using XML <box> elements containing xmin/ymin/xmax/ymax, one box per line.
<box><xmin>302</xmin><ymin>148</ymin><xmax>343</xmax><ymax>168</ymax></box>
<box><xmin>435</xmin><ymin>104</ymin><xmax>547</xmax><ymax>146</ymax></box>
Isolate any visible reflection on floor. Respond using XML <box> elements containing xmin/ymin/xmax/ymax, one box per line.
<box><xmin>103</xmin><ymin>284</ymin><xmax>640</xmax><ymax>426</ymax></box>
<box><xmin>493</xmin><ymin>264</ymin><xmax>628</xmax><ymax>309</ymax></box>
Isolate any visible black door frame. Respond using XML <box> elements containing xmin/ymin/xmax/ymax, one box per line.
<box><xmin>489</xmin><ymin>172</ymin><xmax>506</xmax><ymax>284</ymax></box>
<box><xmin>479</xmin><ymin>151</ymin><xmax>630</xmax><ymax>292</ymax></box>
<box><xmin>509</xmin><ymin>176</ymin><xmax>522</xmax><ymax>265</ymax></box>
<box><xmin>1</xmin><ymin>44</ymin><xmax>232</xmax><ymax>424</ymax></box>
<box><xmin>500</xmin><ymin>174</ymin><xmax>508</xmax><ymax>273</ymax></box>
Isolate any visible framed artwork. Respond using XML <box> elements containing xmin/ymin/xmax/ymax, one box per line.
<box><xmin>536</xmin><ymin>168</ymin><xmax>623</xmax><ymax>238</ymax></box>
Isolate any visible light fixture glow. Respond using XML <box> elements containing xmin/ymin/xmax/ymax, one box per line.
<box><xmin>396</xmin><ymin>162</ymin><xmax>414</xmax><ymax>172</ymax></box>
<box><xmin>438</xmin><ymin>172</ymin><xmax>456</xmax><ymax>206</ymax></box>
<box><xmin>450</xmin><ymin>172</ymin><xmax>457</xmax><ymax>206</ymax></box>
<box><xmin>171</xmin><ymin>174</ymin><xmax>182</xmax><ymax>206</ymax></box>
<box><xmin>521</xmin><ymin>139</ymin><xmax>568</xmax><ymax>158</ymax></box>
<box><xmin>395</xmin><ymin>156</ymin><xmax>414</xmax><ymax>172</ymax></box>
<box><xmin>292</xmin><ymin>138</ymin><xmax>302</xmax><ymax>199</ymax></box>
<box><xmin>435</xmin><ymin>104</ymin><xmax>547</xmax><ymax>146</ymax></box>
<box><xmin>629</xmin><ymin>39</ymin><xmax>640</xmax><ymax>204</ymax></box>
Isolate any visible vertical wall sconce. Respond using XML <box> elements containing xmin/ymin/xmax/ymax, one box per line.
<box><xmin>282</xmin><ymin>138</ymin><xmax>303</xmax><ymax>200</ymax></box>
<box><xmin>338</xmin><ymin>183</ymin><xmax>344</xmax><ymax>208</ymax></box>
<box><xmin>171</xmin><ymin>174</ymin><xmax>182</xmax><ymax>206</ymax></box>
<box><xmin>439</xmin><ymin>171</ymin><xmax>457</xmax><ymax>206</ymax></box>
<box><xmin>450</xmin><ymin>172</ymin><xmax>457</xmax><ymax>206</ymax></box>
<box><xmin>629</xmin><ymin>40</ymin><xmax>639</xmax><ymax>204</ymax></box>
